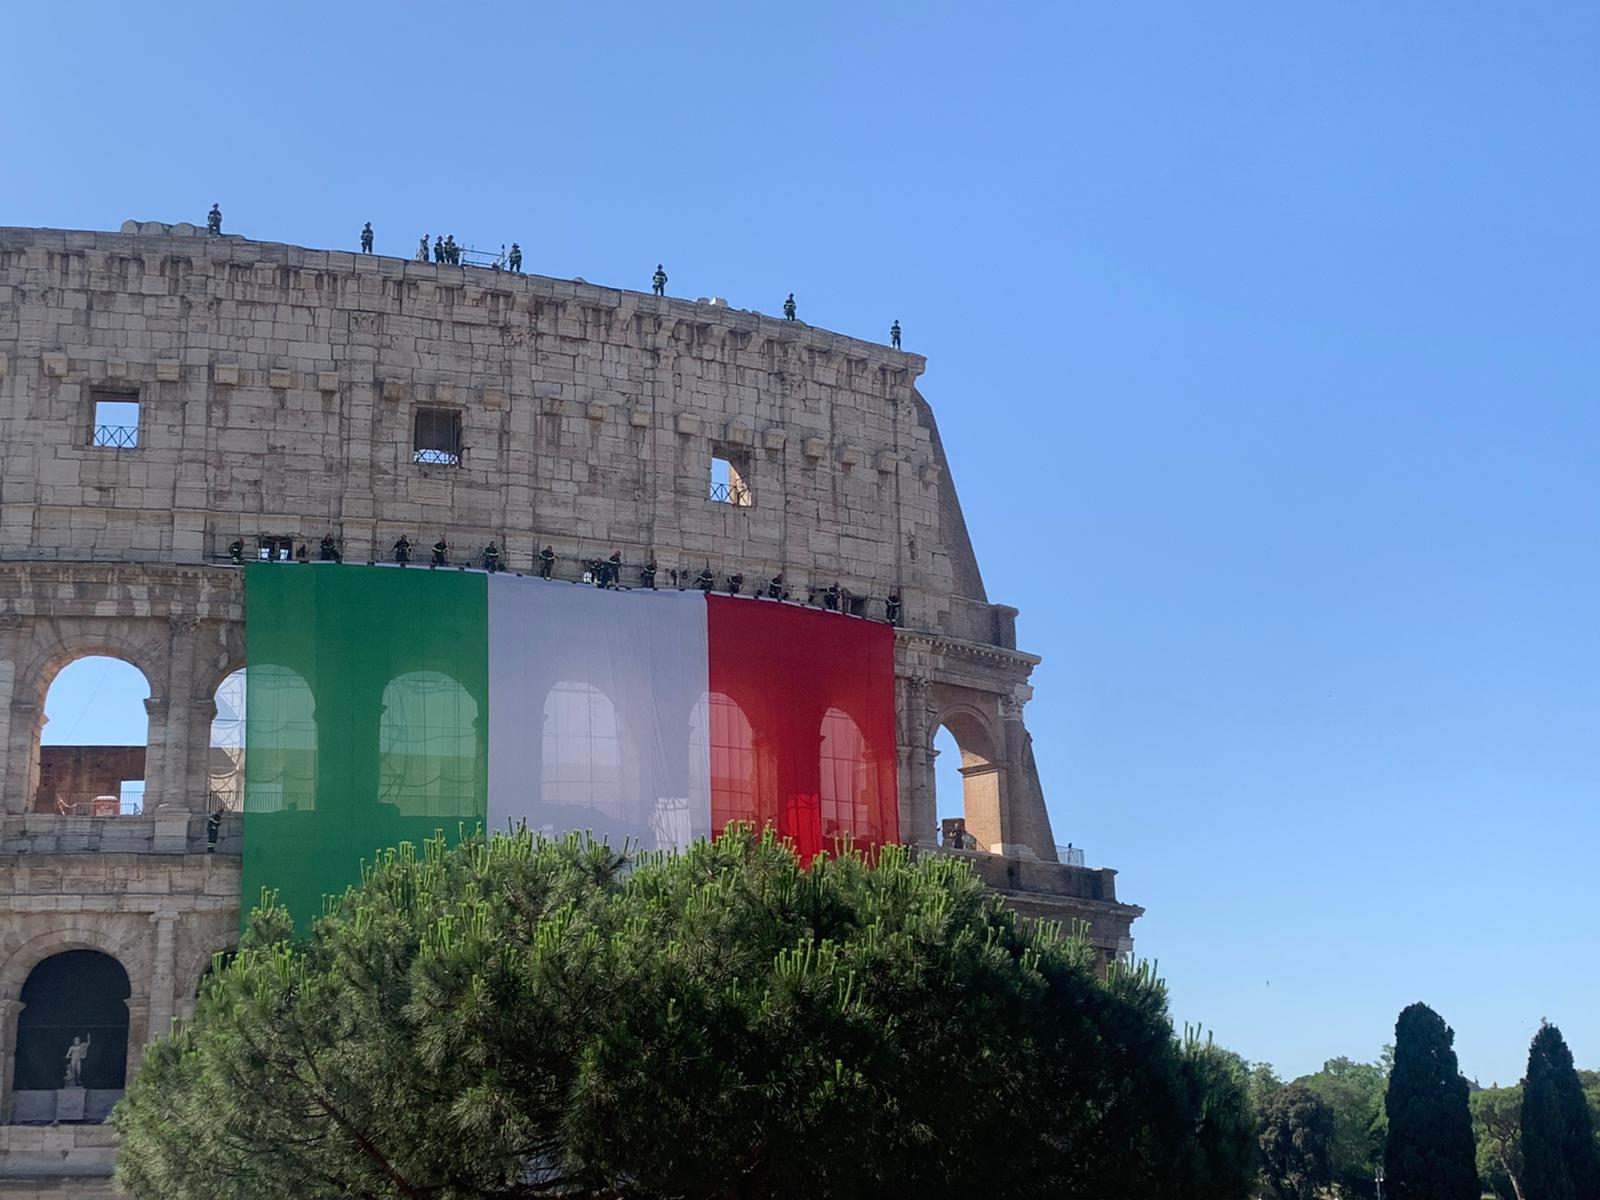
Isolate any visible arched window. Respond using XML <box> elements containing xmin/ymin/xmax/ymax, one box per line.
<box><xmin>933</xmin><ymin>714</ymin><xmax>1000</xmax><ymax>853</ymax></box>
<box><xmin>13</xmin><ymin>950</ymin><xmax>131</xmax><ymax>1123</ymax></box>
<box><xmin>208</xmin><ymin>668</ymin><xmax>246</xmax><ymax>811</ymax></box>
<box><xmin>819</xmin><ymin>707</ymin><xmax>867</xmax><ymax>841</ymax></box>
<box><xmin>37</xmin><ymin>657</ymin><xmax>150</xmax><ymax>816</ymax></box>
<box><xmin>694</xmin><ymin>691</ymin><xmax>757</xmax><ymax>840</ymax></box>
<box><xmin>244</xmin><ymin>665</ymin><xmax>318</xmax><ymax>813</ymax></box>
<box><xmin>379</xmin><ymin>671</ymin><xmax>480</xmax><ymax>817</ymax></box>
<box><xmin>540</xmin><ymin>681</ymin><xmax>623</xmax><ymax>826</ymax></box>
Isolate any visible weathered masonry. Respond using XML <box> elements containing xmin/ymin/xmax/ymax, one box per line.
<box><xmin>0</xmin><ymin>222</ymin><xmax>1140</xmax><ymax>1190</ymax></box>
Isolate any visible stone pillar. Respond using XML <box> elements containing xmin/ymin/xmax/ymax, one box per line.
<box><xmin>0</xmin><ymin>996</ymin><xmax>22</xmax><ymax>1121</ymax></box>
<box><xmin>994</xmin><ymin>695</ymin><xmax>1054</xmax><ymax>860</ymax></box>
<box><xmin>144</xmin><ymin>909</ymin><xmax>179</xmax><ymax>1045</ymax></box>
<box><xmin>899</xmin><ymin>676</ymin><xmax>937</xmax><ymax>849</ymax></box>
<box><xmin>0</xmin><ymin>615</ymin><xmax>19</xmax><ymax>817</ymax></box>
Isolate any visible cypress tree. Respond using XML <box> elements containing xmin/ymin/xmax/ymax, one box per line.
<box><xmin>1383</xmin><ymin>1002</ymin><xmax>1479</xmax><ymax>1200</ymax></box>
<box><xmin>1520</xmin><ymin>1022</ymin><xmax>1600</xmax><ymax>1200</ymax></box>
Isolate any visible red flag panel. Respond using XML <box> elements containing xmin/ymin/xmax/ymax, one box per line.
<box><xmin>706</xmin><ymin>596</ymin><xmax>899</xmax><ymax>858</ymax></box>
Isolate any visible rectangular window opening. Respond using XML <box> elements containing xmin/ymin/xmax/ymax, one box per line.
<box><xmin>92</xmin><ymin>392</ymin><xmax>140</xmax><ymax>449</ymax></box>
<box><xmin>413</xmin><ymin>407</ymin><xmax>463</xmax><ymax>467</ymax></box>
<box><xmin>709</xmin><ymin>448</ymin><xmax>752</xmax><ymax>507</ymax></box>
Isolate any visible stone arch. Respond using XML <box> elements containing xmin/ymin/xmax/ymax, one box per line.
<box><xmin>207</xmin><ymin>667</ymin><xmax>247</xmax><ymax>811</ymax></box>
<box><xmin>30</xmin><ymin>651</ymin><xmax>154</xmax><ymax>817</ymax></box>
<box><xmin>931</xmin><ymin>701</ymin><xmax>1003</xmax><ymax>853</ymax></box>
<box><xmin>378</xmin><ymin>669</ymin><xmax>482</xmax><ymax>817</ymax></box>
<box><xmin>14</xmin><ymin>950</ymin><xmax>132</xmax><ymax>1095</ymax></box>
<box><xmin>0</xmin><ymin>928</ymin><xmax>144</xmax><ymax>1121</ymax></box>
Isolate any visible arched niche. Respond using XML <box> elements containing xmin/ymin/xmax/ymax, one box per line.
<box><xmin>11</xmin><ymin>950</ymin><xmax>132</xmax><ymax>1124</ymax></box>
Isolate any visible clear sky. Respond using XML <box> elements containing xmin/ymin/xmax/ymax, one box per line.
<box><xmin>10</xmin><ymin>1</ymin><xmax>1599</xmax><ymax>1088</ymax></box>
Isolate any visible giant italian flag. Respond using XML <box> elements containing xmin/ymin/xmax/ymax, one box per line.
<box><xmin>242</xmin><ymin>564</ymin><xmax>899</xmax><ymax>928</ymax></box>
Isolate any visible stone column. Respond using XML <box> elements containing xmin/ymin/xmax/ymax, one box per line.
<box><xmin>144</xmin><ymin>909</ymin><xmax>180</xmax><ymax>1045</ymax></box>
<box><xmin>0</xmin><ymin>614</ymin><xmax>19</xmax><ymax>817</ymax></box>
<box><xmin>899</xmin><ymin>676</ymin><xmax>937</xmax><ymax>849</ymax></box>
<box><xmin>0</xmin><ymin>997</ymin><xmax>22</xmax><ymax>1121</ymax></box>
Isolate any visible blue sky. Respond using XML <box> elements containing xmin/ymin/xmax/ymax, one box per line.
<box><xmin>12</xmin><ymin>1</ymin><xmax>1599</xmax><ymax>1087</ymax></box>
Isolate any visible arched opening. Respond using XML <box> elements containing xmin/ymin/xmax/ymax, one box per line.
<box><xmin>379</xmin><ymin>670</ymin><xmax>481</xmax><ymax>817</ymax></box>
<box><xmin>540</xmin><ymin>681</ymin><xmax>623</xmax><ymax>832</ymax></box>
<box><xmin>36</xmin><ymin>657</ymin><xmax>150</xmax><ymax>816</ymax></box>
<box><xmin>697</xmin><ymin>691</ymin><xmax>757</xmax><ymax>842</ymax></box>
<box><xmin>932</xmin><ymin>712</ymin><xmax>1001</xmax><ymax>853</ymax></box>
<box><xmin>11</xmin><ymin>950</ymin><xmax>131</xmax><ymax>1124</ymax></box>
<box><xmin>819</xmin><ymin>707</ymin><xmax>866</xmax><ymax>842</ymax></box>
<box><xmin>243</xmin><ymin>665</ymin><xmax>318</xmax><ymax>813</ymax></box>
<box><xmin>208</xmin><ymin>668</ymin><xmax>246</xmax><ymax>811</ymax></box>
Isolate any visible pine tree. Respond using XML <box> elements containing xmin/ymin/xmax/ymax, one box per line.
<box><xmin>1520</xmin><ymin>1022</ymin><xmax>1600</xmax><ymax>1200</ymax></box>
<box><xmin>1383</xmin><ymin>1002</ymin><xmax>1479</xmax><ymax>1200</ymax></box>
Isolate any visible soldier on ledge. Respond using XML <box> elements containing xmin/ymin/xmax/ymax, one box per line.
<box><xmin>433</xmin><ymin>236</ymin><xmax>445</xmax><ymax>264</ymax></box>
<box><xmin>726</xmin><ymin>573</ymin><xmax>744</xmax><ymax>596</ymax></box>
<box><xmin>538</xmin><ymin>545</ymin><xmax>556</xmax><ymax>579</ymax></box>
<box><xmin>885</xmin><ymin>592</ymin><xmax>901</xmax><ymax>625</ymax></box>
<box><xmin>319</xmin><ymin>534</ymin><xmax>340</xmax><ymax>562</ymax></box>
<box><xmin>823</xmin><ymin>583</ymin><xmax>840</xmax><ymax>611</ymax></box>
<box><xmin>207</xmin><ymin>204</ymin><xmax>222</xmax><ymax>235</ymax></box>
<box><xmin>360</xmin><ymin>222</ymin><xmax>374</xmax><ymax>254</ymax></box>
<box><xmin>640</xmin><ymin>558</ymin><xmax>658</xmax><ymax>589</ymax></box>
<box><xmin>783</xmin><ymin>292</ymin><xmax>797</xmax><ymax>321</ymax></box>
<box><xmin>696</xmin><ymin>567</ymin><xmax>716</xmax><ymax>592</ymax></box>
<box><xmin>393</xmin><ymin>535</ymin><xmax>412</xmax><ymax>565</ymax></box>
<box><xmin>482</xmin><ymin>542</ymin><xmax>501</xmax><ymax>573</ymax></box>
<box><xmin>606</xmin><ymin>551</ymin><xmax>623</xmax><ymax>588</ymax></box>
<box><xmin>890</xmin><ymin>319</ymin><xmax>901</xmax><ymax>349</ymax></box>
<box><xmin>228</xmin><ymin>538</ymin><xmax>244</xmax><ymax>565</ymax></box>
<box><xmin>417</xmin><ymin>235</ymin><xmax>430</xmax><ymax>262</ymax></box>
<box><xmin>766</xmin><ymin>573</ymin><xmax>785</xmax><ymax>600</ymax></box>
<box><xmin>652</xmin><ymin>264</ymin><xmax>667</xmax><ymax>296</ymax></box>
<box><xmin>509</xmin><ymin>243</ymin><xmax>522</xmax><ymax>273</ymax></box>
<box><xmin>432</xmin><ymin>538</ymin><xmax>449</xmax><ymax>567</ymax></box>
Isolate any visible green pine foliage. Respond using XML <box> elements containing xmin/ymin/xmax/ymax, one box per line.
<box><xmin>112</xmin><ymin>827</ymin><xmax>1254</xmax><ymax>1200</ymax></box>
<box><xmin>1520</xmin><ymin>1023</ymin><xmax>1600</xmax><ymax>1200</ymax></box>
<box><xmin>1383</xmin><ymin>1002</ymin><xmax>1479</xmax><ymax>1200</ymax></box>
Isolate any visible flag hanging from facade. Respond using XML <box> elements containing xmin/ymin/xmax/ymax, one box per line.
<box><xmin>242</xmin><ymin>564</ymin><xmax>899</xmax><ymax>929</ymax></box>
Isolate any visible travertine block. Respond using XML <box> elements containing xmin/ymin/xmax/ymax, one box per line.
<box><xmin>43</xmin><ymin>352</ymin><xmax>68</xmax><ymax>377</ymax></box>
<box><xmin>802</xmin><ymin>437</ymin><xmax>826</xmax><ymax>460</ymax></box>
<box><xmin>317</xmin><ymin>372</ymin><xmax>339</xmax><ymax>393</ymax></box>
<box><xmin>156</xmin><ymin>360</ymin><xmax>180</xmax><ymax>382</ymax></box>
<box><xmin>269</xmin><ymin>367</ymin><xmax>292</xmax><ymax>390</ymax></box>
<box><xmin>763</xmin><ymin>428</ymin><xmax>787</xmax><ymax>451</ymax></box>
<box><xmin>675</xmin><ymin>413</ymin><xmax>701</xmax><ymax>436</ymax></box>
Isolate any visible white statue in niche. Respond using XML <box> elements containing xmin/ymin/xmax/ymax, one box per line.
<box><xmin>63</xmin><ymin>1033</ymin><xmax>91</xmax><ymax>1087</ymax></box>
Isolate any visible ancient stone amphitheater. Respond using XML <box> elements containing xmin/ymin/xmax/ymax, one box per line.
<box><xmin>0</xmin><ymin>221</ymin><xmax>1140</xmax><ymax>1194</ymax></box>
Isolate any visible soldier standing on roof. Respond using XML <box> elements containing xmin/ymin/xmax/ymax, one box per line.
<box><xmin>360</xmin><ymin>223</ymin><xmax>374</xmax><ymax>254</ymax></box>
<box><xmin>652</xmin><ymin>264</ymin><xmax>667</xmax><ymax>296</ymax></box>
<box><xmin>783</xmin><ymin>293</ymin><xmax>797</xmax><ymax>321</ymax></box>
<box><xmin>509</xmin><ymin>243</ymin><xmax>522</xmax><ymax>273</ymax></box>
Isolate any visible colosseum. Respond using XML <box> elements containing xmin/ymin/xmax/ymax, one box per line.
<box><xmin>0</xmin><ymin>221</ymin><xmax>1141</xmax><ymax>1194</ymax></box>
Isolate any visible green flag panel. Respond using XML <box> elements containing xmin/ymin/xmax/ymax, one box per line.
<box><xmin>242</xmin><ymin>564</ymin><xmax>490</xmax><ymax>931</ymax></box>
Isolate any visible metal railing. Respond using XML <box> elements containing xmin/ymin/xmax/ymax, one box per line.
<box><xmin>413</xmin><ymin>447</ymin><xmax>460</xmax><ymax>466</ymax></box>
<box><xmin>709</xmin><ymin>480</ymin><xmax>751</xmax><ymax>506</ymax></box>
<box><xmin>1056</xmin><ymin>844</ymin><xmax>1086</xmax><ymax>867</ymax></box>
<box><xmin>92</xmin><ymin>424</ymin><xmax>138</xmax><ymax>449</ymax></box>
<box><xmin>37</xmin><ymin>791</ymin><xmax>144</xmax><ymax>817</ymax></box>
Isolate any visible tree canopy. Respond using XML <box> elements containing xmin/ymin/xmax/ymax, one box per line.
<box><xmin>1521</xmin><ymin>1022</ymin><xmax>1600</xmax><ymax>1200</ymax></box>
<box><xmin>113</xmin><ymin>827</ymin><xmax>1254</xmax><ymax>1200</ymax></box>
<box><xmin>1257</xmin><ymin>1082</ymin><xmax>1335</xmax><ymax>1200</ymax></box>
<box><xmin>1383</xmin><ymin>1002</ymin><xmax>1479</xmax><ymax>1200</ymax></box>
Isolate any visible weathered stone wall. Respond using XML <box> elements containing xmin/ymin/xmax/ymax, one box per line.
<box><xmin>0</xmin><ymin>225</ymin><xmax>1139</xmax><ymax>1192</ymax></box>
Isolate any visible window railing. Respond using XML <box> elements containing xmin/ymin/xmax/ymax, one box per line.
<box><xmin>92</xmin><ymin>424</ymin><xmax>138</xmax><ymax>449</ymax></box>
<box><xmin>413</xmin><ymin>447</ymin><xmax>460</xmax><ymax>466</ymax></box>
<box><xmin>709</xmin><ymin>480</ymin><xmax>751</xmax><ymax>506</ymax></box>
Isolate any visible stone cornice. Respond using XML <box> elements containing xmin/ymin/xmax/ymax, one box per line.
<box><xmin>0</xmin><ymin>225</ymin><xmax>926</xmax><ymax>384</ymax></box>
